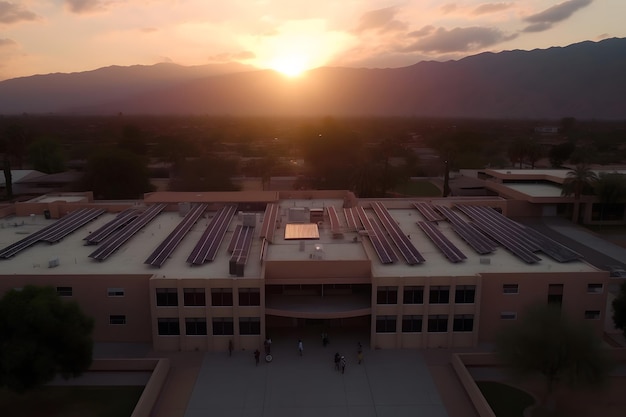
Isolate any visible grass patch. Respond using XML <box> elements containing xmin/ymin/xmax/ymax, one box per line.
<box><xmin>476</xmin><ymin>381</ymin><xmax>535</xmax><ymax>417</ymax></box>
<box><xmin>0</xmin><ymin>385</ymin><xmax>144</xmax><ymax>417</ymax></box>
<box><xmin>392</xmin><ymin>180</ymin><xmax>441</xmax><ymax>197</ymax></box>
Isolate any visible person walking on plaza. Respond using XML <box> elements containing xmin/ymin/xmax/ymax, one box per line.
<box><xmin>357</xmin><ymin>341</ymin><xmax>363</xmax><ymax>364</ymax></box>
<box><xmin>254</xmin><ymin>349</ymin><xmax>260</xmax><ymax>366</ymax></box>
<box><xmin>334</xmin><ymin>352</ymin><xmax>341</xmax><ymax>371</ymax></box>
<box><xmin>228</xmin><ymin>339</ymin><xmax>233</xmax><ymax>357</ymax></box>
<box><xmin>340</xmin><ymin>355</ymin><xmax>347</xmax><ymax>374</ymax></box>
<box><xmin>298</xmin><ymin>339</ymin><xmax>304</xmax><ymax>356</ymax></box>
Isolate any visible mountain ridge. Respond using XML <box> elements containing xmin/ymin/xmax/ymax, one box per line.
<box><xmin>1</xmin><ymin>38</ymin><xmax>625</xmax><ymax>119</ymax></box>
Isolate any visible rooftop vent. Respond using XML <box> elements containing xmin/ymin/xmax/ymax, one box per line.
<box><xmin>479</xmin><ymin>257</ymin><xmax>491</xmax><ymax>265</ymax></box>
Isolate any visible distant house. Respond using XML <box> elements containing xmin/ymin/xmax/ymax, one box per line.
<box><xmin>1</xmin><ymin>170</ymin><xmax>80</xmax><ymax>197</ymax></box>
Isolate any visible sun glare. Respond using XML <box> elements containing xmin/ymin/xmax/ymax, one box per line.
<box><xmin>270</xmin><ymin>55</ymin><xmax>309</xmax><ymax>77</ymax></box>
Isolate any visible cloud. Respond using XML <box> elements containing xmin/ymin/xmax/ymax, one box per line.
<box><xmin>441</xmin><ymin>4</ymin><xmax>458</xmax><ymax>14</ymax></box>
<box><xmin>403</xmin><ymin>26</ymin><xmax>517</xmax><ymax>53</ymax></box>
<box><xmin>0</xmin><ymin>1</ymin><xmax>38</xmax><ymax>24</ymax></box>
<box><xmin>472</xmin><ymin>3</ymin><xmax>513</xmax><ymax>15</ymax></box>
<box><xmin>0</xmin><ymin>38</ymin><xmax>17</xmax><ymax>47</ymax></box>
<box><xmin>208</xmin><ymin>51</ymin><xmax>256</xmax><ymax>62</ymax></box>
<box><xmin>354</xmin><ymin>6</ymin><xmax>407</xmax><ymax>33</ymax></box>
<box><xmin>65</xmin><ymin>0</ymin><xmax>106</xmax><ymax>14</ymax></box>
<box><xmin>522</xmin><ymin>0</ymin><xmax>593</xmax><ymax>32</ymax></box>
<box><xmin>141</xmin><ymin>27</ymin><xmax>158</xmax><ymax>34</ymax></box>
<box><xmin>408</xmin><ymin>26</ymin><xmax>435</xmax><ymax>38</ymax></box>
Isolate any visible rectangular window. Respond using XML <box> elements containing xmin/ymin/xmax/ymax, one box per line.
<box><xmin>427</xmin><ymin>315</ymin><xmax>448</xmax><ymax>332</ymax></box>
<box><xmin>156</xmin><ymin>288</ymin><xmax>178</xmax><ymax>307</ymax></box>
<box><xmin>402</xmin><ymin>315</ymin><xmax>423</xmax><ymax>333</ymax></box>
<box><xmin>429</xmin><ymin>286</ymin><xmax>450</xmax><ymax>304</ymax></box>
<box><xmin>377</xmin><ymin>286</ymin><xmax>398</xmax><ymax>304</ymax></box>
<box><xmin>183</xmin><ymin>288</ymin><xmax>206</xmax><ymax>307</ymax></box>
<box><xmin>157</xmin><ymin>318</ymin><xmax>180</xmax><ymax>335</ymax></box>
<box><xmin>212</xmin><ymin>317</ymin><xmax>234</xmax><ymax>335</ymax></box>
<box><xmin>548</xmin><ymin>284</ymin><xmax>563</xmax><ymax>306</ymax></box>
<box><xmin>403</xmin><ymin>286</ymin><xmax>424</xmax><ymax>304</ymax></box>
<box><xmin>56</xmin><ymin>286</ymin><xmax>72</xmax><ymax>297</ymax></box>
<box><xmin>375</xmin><ymin>315</ymin><xmax>397</xmax><ymax>333</ymax></box>
<box><xmin>107</xmin><ymin>288</ymin><xmax>125</xmax><ymax>297</ymax></box>
<box><xmin>239</xmin><ymin>288</ymin><xmax>261</xmax><ymax>306</ymax></box>
<box><xmin>185</xmin><ymin>318</ymin><xmax>207</xmax><ymax>335</ymax></box>
<box><xmin>453</xmin><ymin>314</ymin><xmax>474</xmax><ymax>332</ymax></box>
<box><xmin>500</xmin><ymin>312</ymin><xmax>517</xmax><ymax>320</ymax></box>
<box><xmin>503</xmin><ymin>284</ymin><xmax>519</xmax><ymax>294</ymax></box>
<box><xmin>584</xmin><ymin>310</ymin><xmax>601</xmax><ymax>320</ymax></box>
<box><xmin>109</xmin><ymin>315</ymin><xmax>126</xmax><ymax>325</ymax></box>
<box><xmin>455</xmin><ymin>285</ymin><xmax>476</xmax><ymax>304</ymax></box>
<box><xmin>211</xmin><ymin>288</ymin><xmax>233</xmax><ymax>306</ymax></box>
<box><xmin>239</xmin><ymin>317</ymin><xmax>261</xmax><ymax>335</ymax></box>
<box><xmin>587</xmin><ymin>283</ymin><xmax>603</xmax><ymax>294</ymax></box>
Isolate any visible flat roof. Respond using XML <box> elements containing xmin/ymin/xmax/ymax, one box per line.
<box><xmin>500</xmin><ymin>183</ymin><xmax>564</xmax><ymax>197</ymax></box>
<box><xmin>0</xmin><ymin>196</ymin><xmax>599</xmax><ymax>278</ymax></box>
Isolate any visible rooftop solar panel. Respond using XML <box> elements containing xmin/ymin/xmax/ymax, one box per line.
<box><xmin>371</xmin><ymin>202</ymin><xmax>425</xmax><ymax>265</ymax></box>
<box><xmin>84</xmin><ymin>209</ymin><xmax>139</xmax><ymax>245</ymax></box>
<box><xmin>259</xmin><ymin>203</ymin><xmax>279</xmax><ymax>242</ymax></box>
<box><xmin>413</xmin><ymin>202</ymin><xmax>445</xmax><ymax>222</ymax></box>
<box><xmin>417</xmin><ymin>221</ymin><xmax>466</xmax><ymax>263</ymax></box>
<box><xmin>355</xmin><ymin>206</ymin><xmax>397</xmax><ymax>264</ymax></box>
<box><xmin>187</xmin><ymin>205</ymin><xmax>237</xmax><ymax>265</ymax></box>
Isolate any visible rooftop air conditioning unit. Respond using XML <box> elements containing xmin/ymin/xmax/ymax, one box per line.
<box><xmin>479</xmin><ymin>257</ymin><xmax>491</xmax><ymax>265</ymax></box>
<box><xmin>48</xmin><ymin>257</ymin><xmax>60</xmax><ymax>268</ymax></box>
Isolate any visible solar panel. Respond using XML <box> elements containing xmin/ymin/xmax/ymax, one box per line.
<box><xmin>229</xmin><ymin>225</ymin><xmax>254</xmax><ymax>276</ymax></box>
<box><xmin>187</xmin><ymin>205</ymin><xmax>237</xmax><ymax>265</ymax></box>
<box><xmin>343</xmin><ymin>207</ymin><xmax>360</xmax><ymax>231</ymax></box>
<box><xmin>371</xmin><ymin>202</ymin><xmax>425</xmax><ymax>265</ymax></box>
<box><xmin>259</xmin><ymin>203</ymin><xmax>279</xmax><ymax>242</ymax></box>
<box><xmin>523</xmin><ymin>227</ymin><xmax>582</xmax><ymax>262</ymax></box>
<box><xmin>144</xmin><ymin>203</ymin><xmax>207</xmax><ymax>267</ymax></box>
<box><xmin>327</xmin><ymin>206</ymin><xmax>342</xmax><ymax>234</ymax></box>
<box><xmin>434</xmin><ymin>205</ymin><xmax>495</xmax><ymax>255</ymax></box>
<box><xmin>417</xmin><ymin>221</ymin><xmax>466</xmax><ymax>263</ymax></box>
<box><xmin>355</xmin><ymin>206</ymin><xmax>397</xmax><ymax>264</ymax></box>
<box><xmin>41</xmin><ymin>208</ymin><xmax>106</xmax><ymax>243</ymax></box>
<box><xmin>89</xmin><ymin>204</ymin><xmax>166</xmax><ymax>261</ymax></box>
<box><xmin>84</xmin><ymin>209</ymin><xmax>139</xmax><ymax>245</ymax></box>
<box><xmin>413</xmin><ymin>202</ymin><xmax>445</xmax><ymax>222</ymax></box>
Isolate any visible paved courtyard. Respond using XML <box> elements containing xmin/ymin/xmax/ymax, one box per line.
<box><xmin>183</xmin><ymin>338</ymin><xmax>450</xmax><ymax>417</ymax></box>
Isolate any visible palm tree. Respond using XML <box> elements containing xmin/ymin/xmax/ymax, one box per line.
<box><xmin>561</xmin><ymin>165</ymin><xmax>598</xmax><ymax>223</ymax></box>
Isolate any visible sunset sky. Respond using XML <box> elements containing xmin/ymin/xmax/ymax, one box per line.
<box><xmin>0</xmin><ymin>0</ymin><xmax>623</xmax><ymax>80</ymax></box>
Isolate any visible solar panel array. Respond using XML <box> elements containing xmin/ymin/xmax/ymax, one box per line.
<box><xmin>343</xmin><ymin>207</ymin><xmax>360</xmax><ymax>231</ymax></box>
<box><xmin>456</xmin><ymin>205</ymin><xmax>541</xmax><ymax>264</ymax></box>
<box><xmin>84</xmin><ymin>209</ymin><xmax>139</xmax><ymax>245</ymax></box>
<box><xmin>229</xmin><ymin>225</ymin><xmax>255</xmax><ymax>276</ymax></box>
<box><xmin>434</xmin><ymin>205</ymin><xmax>496</xmax><ymax>255</ymax></box>
<box><xmin>89</xmin><ymin>204</ymin><xmax>166</xmax><ymax>261</ymax></box>
<box><xmin>417</xmin><ymin>220</ymin><xmax>466</xmax><ymax>263</ymax></box>
<box><xmin>187</xmin><ymin>205</ymin><xmax>237</xmax><ymax>265</ymax></box>
<box><xmin>523</xmin><ymin>227</ymin><xmax>581</xmax><ymax>262</ymax></box>
<box><xmin>259</xmin><ymin>203</ymin><xmax>279</xmax><ymax>242</ymax></box>
<box><xmin>371</xmin><ymin>202</ymin><xmax>425</xmax><ymax>265</ymax></box>
<box><xmin>144</xmin><ymin>203</ymin><xmax>207</xmax><ymax>267</ymax></box>
<box><xmin>354</xmin><ymin>206</ymin><xmax>398</xmax><ymax>264</ymax></box>
<box><xmin>413</xmin><ymin>202</ymin><xmax>445</xmax><ymax>222</ymax></box>
<box><xmin>0</xmin><ymin>208</ymin><xmax>105</xmax><ymax>259</ymax></box>
<box><xmin>327</xmin><ymin>206</ymin><xmax>342</xmax><ymax>234</ymax></box>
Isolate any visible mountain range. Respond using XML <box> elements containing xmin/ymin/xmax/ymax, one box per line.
<box><xmin>1</xmin><ymin>37</ymin><xmax>625</xmax><ymax>119</ymax></box>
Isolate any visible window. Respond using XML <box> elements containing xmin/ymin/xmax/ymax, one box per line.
<box><xmin>455</xmin><ymin>285</ymin><xmax>476</xmax><ymax>304</ymax></box>
<box><xmin>402</xmin><ymin>315</ymin><xmax>423</xmax><ymax>333</ymax></box>
<box><xmin>429</xmin><ymin>286</ymin><xmax>450</xmax><ymax>304</ymax></box>
<box><xmin>239</xmin><ymin>288</ymin><xmax>261</xmax><ymax>306</ymax></box>
<box><xmin>453</xmin><ymin>314</ymin><xmax>474</xmax><ymax>332</ymax></box>
<box><xmin>109</xmin><ymin>315</ymin><xmax>126</xmax><ymax>325</ymax></box>
<box><xmin>377</xmin><ymin>286</ymin><xmax>398</xmax><ymax>304</ymax></box>
<box><xmin>500</xmin><ymin>312</ymin><xmax>517</xmax><ymax>320</ymax></box>
<box><xmin>587</xmin><ymin>283</ymin><xmax>603</xmax><ymax>294</ymax></box>
<box><xmin>56</xmin><ymin>286</ymin><xmax>72</xmax><ymax>297</ymax></box>
<box><xmin>156</xmin><ymin>288</ymin><xmax>178</xmax><ymax>307</ymax></box>
<box><xmin>239</xmin><ymin>317</ymin><xmax>261</xmax><ymax>335</ymax></box>
<box><xmin>584</xmin><ymin>310</ymin><xmax>601</xmax><ymax>320</ymax></box>
<box><xmin>503</xmin><ymin>284</ymin><xmax>519</xmax><ymax>294</ymax></box>
<box><xmin>107</xmin><ymin>288</ymin><xmax>125</xmax><ymax>297</ymax></box>
<box><xmin>403</xmin><ymin>286</ymin><xmax>424</xmax><ymax>304</ymax></box>
<box><xmin>548</xmin><ymin>284</ymin><xmax>563</xmax><ymax>306</ymax></box>
<box><xmin>212</xmin><ymin>317</ymin><xmax>234</xmax><ymax>335</ymax></box>
<box><xmin>211</xmin><ymin>288</ymin><xmax>233</xmax><ymax>306</ymax></box>
<box><xmin>183</xmin><ymin>288</ymin><xmax>206</xmax><ymax>306</ymax></box>
<box><xmin>157</xmin><ymin>318</ymin><xmax>180</xmax><ymax>335</ymax></box>
<box><xmin>376</xmin><ymin>315</ymin><xmax>397</xmax><ymax>333</ymax></box>
<box><xmin>185</xmin><ymin>318</ymin><xmax>207</xmax><ymax>335</ymax></box>
<box><xmin>427</xmin><ymin>315</ymin><xmax>448</xmax><ymax>332</ymax></box>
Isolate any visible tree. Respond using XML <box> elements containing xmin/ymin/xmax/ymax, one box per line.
<box><xmin>0</xmin><ymin>286</ymin><xmax>94</xmax><ymax>393</ymax></box>
<box><xmin>169</xmin><ymin>155</ymin><xmax>239</xmax><ymax>192</ymax></box>
<box><xmin>612</xmin><ymin>281</ymin><xmax>626</xmax><ymax>339</ymax></box>
<box><xmin>561</xmin><ymin>164</ymin><xmax>598</xmax><ymax>223</ymax></box>
<box><xmin>27</xmin><ymin>137</ymin><xmax>66</xmax><ymax>174</ymax></box>
<box><xmin>1</xmin><ymin>123</ymin><xmax>31</xmax><ymax>199</ymax></box>
<box><xmin>548</xmin><ymin>141</ymin><xmax>575</xmax><ymax>167</ymax></box>
<box><xmin>80</xmin><ymin>147</ymin><xmax>154</xmax><ymax>199</ymax></box>
<box><xmin>496</xmin><ymin>303</ymin><xmax>610</xmax><ymax>407</ymax></box>
<box><xmin>593</xmin><ymin>172</ymin><xmax>626</xmax><ymax>222</ymax></box>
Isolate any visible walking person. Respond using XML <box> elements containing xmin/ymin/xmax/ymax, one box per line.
<box><xmin>298</xmin><ymin>339</ymin><xmax>304</xmax><ymax>356</ymax></box>
<box><xmin>357</xmin><ymin>341</ymin><xmax>363</xmax><ymax>364</ymax></box>
<box><xmin>340</xmin><ymin>355</ymin><xmax>347</xmax><ymax>374</ymax></box>
<box><xmin>254</xmin><ymin>349</ymin><xmax>260</xmax><ymax>366</ymax></box>
<box><xmin>228</xmin><ymin>339</ymin><xmax>233</xmax><ymax>357</ymax></box>
<box><xmin>334</xmin><ymin>352</ymin><xmax>341</xmax><ymax>371</ymax></box>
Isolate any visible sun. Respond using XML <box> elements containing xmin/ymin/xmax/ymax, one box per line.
<box><xmin>269</xmin><ymin>55</ymin><xmax>309</xmax><ymax>77</ymax></box>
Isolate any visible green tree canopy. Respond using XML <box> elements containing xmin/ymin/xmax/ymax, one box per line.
<box><xmin>27</xmin><ymin>137</ymin><xmax>66</xmax><ymax>174</ymax></box>
<box><xmin>612</xmin><ymin>281</ymin><xmax>626</xmax><ymax>339</ymax></box>
<box><xmin>0</xmin><ymin>286</ymin><xmax>94</xmax><ymax>393</ymax></box>
<box><xmin>80</xmin><ymin>147</ymin><xmax>154</xmax><ymax>199</ymax></box>
<box><xmin>169</xmin><ymin>155</ymin><xmax>239</xmax><ymax>192</ymax></box>
<box><xmin>496</xmin><ymin>303</ymin><xmax>611</xmax><ymax>405</ymax></box>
